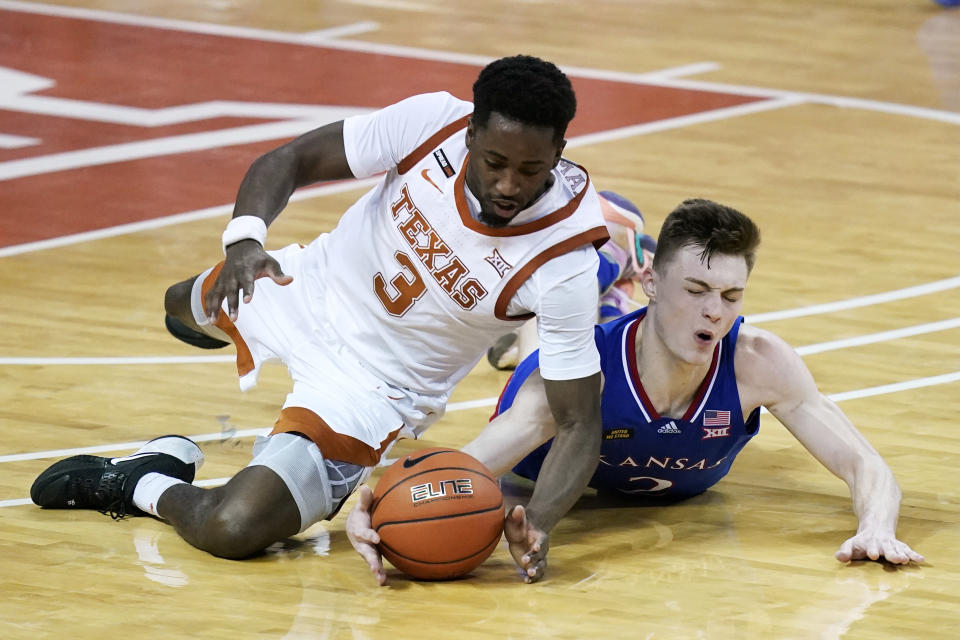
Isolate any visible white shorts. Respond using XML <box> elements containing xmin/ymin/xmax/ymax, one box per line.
<box><xmin>191</xmin><ymin>238</ymin><xmax>447</xmax><ymax>520</ymax></box>
<box><xmin>247</xmin><ymin>433</ymin><xmax>370</xmax><ymax>532</ymax></box>
<box><xmin>191</xmin><ymin>238</ymin><xmax>446</xmax><ymax>448</ymax></box>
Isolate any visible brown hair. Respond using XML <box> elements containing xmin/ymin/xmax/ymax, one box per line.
<box><xmin>652</xmin><ymin>198</ymin><xmax>761</xmax><ymax>273</ymax></box>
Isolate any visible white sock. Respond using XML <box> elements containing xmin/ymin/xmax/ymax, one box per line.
<box><xmin>133</xmin><ymin>473</ymin><xmax>187</xmax><ymax>517</ymax></box>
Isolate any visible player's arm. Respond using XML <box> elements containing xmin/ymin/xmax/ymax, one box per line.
<box><xmin>738</xmin><ymin>325</ymin><xmax>923</xmax><ymax>564</ymax></box>
<box><xmin>205</xmin><ymin>122</ymin><xmax>354</xmax><ymax>321</ymax></box>
<box><xmin>464</xmin><ymin>360</ymin><xmax>603</xmax><ymax>584</ymax></box>
<box><xmin>470</xmin><ymin>370</ymin><xmax>601</xmax><ymax>584</ymax></box>
<box><xmin>508</xmin><ymin>371</ymin><xmax>601</xmax><ymax>581</ymax></box>
<box><xmin>502</xmin><ymin>248</ymin><xmax>604</xmax><ymax>583</ymax></box>
<box><xmin>208</xmin><ymin>92</ymin><xmax>469</xmax><ymax>321</ymax></box>
<box><xmin>462</xmin><ymin>368</ymin><xmax>557</xmax><ymax>476</ymax></box>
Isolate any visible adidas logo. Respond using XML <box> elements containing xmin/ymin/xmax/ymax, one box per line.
<box><xmin>657</xmin><ymin>421</ymin><xmax>681</xmax><ymax>434</ymax></box>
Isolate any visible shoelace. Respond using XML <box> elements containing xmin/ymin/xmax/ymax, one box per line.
<box><xmin>94</xmin><ymin>469</ymin><xmax>130</xmax><ymax>520</ymax></box>
<box><xmin>100</xmin><ymin>501</ymin><xmax>128</xmax><ymax>521</ymax></box>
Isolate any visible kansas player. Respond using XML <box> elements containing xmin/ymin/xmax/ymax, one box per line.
<box><xmin>348</xmin><ymin>198</ymin><xmax>923</xmax><ymax>583</ymax></box>
<box><xmin>504</xmin><ymin>306</ymin><xmax>758</xmax><ymax>501</ymax></box>
<box><xmin>467</xmin><ymin>198</ymin><xmax>922</xmax><ymax>573</ymax></box>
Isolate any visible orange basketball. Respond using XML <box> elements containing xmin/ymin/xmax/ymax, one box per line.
<box><xmin>371</xmin><ymin>447</ymin><xmax>504</xmax><ymax>580</ymax></box>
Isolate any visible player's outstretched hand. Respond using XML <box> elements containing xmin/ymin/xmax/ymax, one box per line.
<box><xmin>835</xmin><ymin>531</ymin><xmax>925</xmax><ymax>565</ymax></box>
<box><xmin>203</xmin><ymin>239</ymin><xmax>293</xmax><ymax>322</ymax></box>
<box><xmin>504</xmin><ymin>505</ymin><xmax>549</xmax><ymax>583</ymax></box>
<box><xmin>346</xmin><ymin>485</ymin><xmax>387</xmax><ymax>586</ymax></box>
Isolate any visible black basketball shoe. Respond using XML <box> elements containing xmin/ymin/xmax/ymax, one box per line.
<box><xmin>165</xmin><ymin>314</ymin><xmax>229</xmax><ymax>349</ymax></box>
<box><xmin>31</xmin><ymin>435</ymin><xmax>204</xmax><ymax>519</ymax></box>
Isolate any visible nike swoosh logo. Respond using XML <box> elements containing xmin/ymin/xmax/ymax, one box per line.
<box><xmin>421</xmin><ymin>168</ymin><xmax>443</xmax><ymax>194</ymax></box>
<box><xmin>109</xmin><ymin>452</ymin><xmax>160</xmax><ymax>465</ymax></box>
<box><xmin>402</xmin><ymin>449</ymin><xmax>448</xmax><ymax>469</ymax></box>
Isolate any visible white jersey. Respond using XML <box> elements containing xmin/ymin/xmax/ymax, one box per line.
<box><xmin>326</xmin><ymin>92</ymin><xmax>608</xmax><ymax>395</ymax></box>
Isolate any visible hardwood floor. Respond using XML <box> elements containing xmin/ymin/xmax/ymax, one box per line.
<box><xmin>0</xmin><ymin>1</ymin><xmax>957</xmax><ymax>637</ymax></box>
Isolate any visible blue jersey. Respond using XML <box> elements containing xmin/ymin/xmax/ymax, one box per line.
<box><xmin>500</xmin><ymin>308</ymin><xmax>760</xmax><ymax>500</ymax></box>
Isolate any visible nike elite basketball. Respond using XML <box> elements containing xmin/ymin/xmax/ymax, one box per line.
<box><xmin>370</xmin><ymin>448</ymin><xmax>504</xmax><ymax>580</ymax></box>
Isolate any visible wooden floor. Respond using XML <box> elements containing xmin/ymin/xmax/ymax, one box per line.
<box><xmin>1</xmin><ymin>0</ymin><xmax>959</xmax><ymax>637</ymax></box>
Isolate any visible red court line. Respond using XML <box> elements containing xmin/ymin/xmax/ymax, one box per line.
<box><xmin>0</xmin><ymin>9</ymin><xmax>763</xmax><ymax>248</ymax></box>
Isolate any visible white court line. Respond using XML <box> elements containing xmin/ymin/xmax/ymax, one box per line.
<box><xmin>0</xmin><ymin>132</ymin><xmax>40</xmax><ymax>149</ymax></box>
<box><xmin>0</xmin><ymin>396</ymin><xmax>500</xmax><ymax>463</ymax></box>
<box><xmin>645</xmin><ymin>76</ymin><xmax>960</xmax><ymax>127</ymax></box>
<box><xmin>298</xmin><ymin>22</ymin><xmax>380</xmax><ymax>41</ymax></box>
<box><xmin>793</xmin><ymin>318</ymin><xmax>960</xmax><ymax>356</ymax></box>
<box><xmin>3</xmin><ymin>318</ymin><xmax>959</xmax><ymax>460</ymax></box>
<box><xmin>0</xmin><ymin>355</ymin><xmax>236</xmax><ymax>366</ymax></box>
<box><xmin>2</xmin><ymin>311</ymin><xmax>957</xmax><ymax>367</ymax></box>
<box><xmin>1</xmin><ymin>371</ymin><xmax>957</xmax><ymax>508</ymax></box>
<box><xmin>0</xmin><ymin>93</ymin><xmax>785</xmax><ymax>257</ymax></box>
<box><xmin>0</xmin><ymin>1</ymin><xmax>956</xmax><ymax>500</ymax></box>
<box><xmin>565</xmin><ymin>96</ymin><xmax>804</xmax><ymax>150</ymax></box>
<box><xmin>0</xmin><ymin>0</ymin><xmax>380</xmax><ymax>44</ymax></box>
<box><xmin>0</xmin><ymin>428</ymin><xmax>269</xmax><ymax>463</ymax></box>
<box><xmin>745</xmin><ymin>276</ymin><xmax>960</xmax><ymax>323</ymax></box>
<box><xmin>0</xmin><ymin>118</ymin><xmax>332</xmax><ymax>182</ymax></box>
<box><xmin>4</xmin><ymin>0</ymin><xmax>958</xmax><ymax>129</ymax></box>
<box><xmin>827</xmin><ymin>371</ymin><xmax>960</xmax><ymax>402</ymax></box>
<box><xmin>0</xmin><ymin>96</ymin><xmax>775</xmax><ymax>257</ymax></box>
<box><xmin>0</xmin><ymin>5</ymin><xmax>955</xmax><ymax>256</ymax></box>
<box><xmin>0</xmin><ymin>177</ymin><xmax>379</xmax><ymax>258</ymax></box>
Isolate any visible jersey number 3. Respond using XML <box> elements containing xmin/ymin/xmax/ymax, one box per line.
<box><xmin>374</xmin><ymin>250</ymin><xmax>426</xmax><ymax>316</ymax></box>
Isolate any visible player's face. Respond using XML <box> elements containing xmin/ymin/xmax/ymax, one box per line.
<box><xmin>646</xmin><ymin>245</ymin><xmax>749</xmax><ymax>366</ymax></box>
<box><xmin>464</xmin><ymin>113</ymin><xmax>564</xmax><ymax>228</ymax></box>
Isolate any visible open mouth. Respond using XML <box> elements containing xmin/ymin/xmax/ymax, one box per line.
<box><xmin>491</xmin><ymin>199</ymin><xmax>518</xmax><ymax>218</ymax></box>
<box><xmin>695</xmin><ymin>331</ymin><xmax>713</xmax><ymax>344</ymax></box>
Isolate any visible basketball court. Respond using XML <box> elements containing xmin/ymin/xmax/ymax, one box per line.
<box><xmin>1</xmin><ymin>0</ymin><xmax>958</xmax><ymax>637</ymax></box>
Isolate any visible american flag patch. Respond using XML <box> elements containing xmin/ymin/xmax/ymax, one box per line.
<box><xmin>703</xmin><ymin>410</ymin><xmax>731</xmax><ymax>426</ymax></box>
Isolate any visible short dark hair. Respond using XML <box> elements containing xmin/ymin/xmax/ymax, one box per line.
<box><xmin>472</xmin><ymin>55</ymin><xmax>577</xmax><ymax>140</ymax></box>
<box><xmin>652</xmin><ymin>199</ymin><xmax>761</xmax><ymax>273</ymax></box>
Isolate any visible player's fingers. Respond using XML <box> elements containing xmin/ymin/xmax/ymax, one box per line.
<box><xmin>263</xmin><ymin>258</ymin><xmax>293</xmax><ymax>286</ymax></box>
<box><xmin>355</xmin><ymin>529</ymin><xmax>380</xmax><ymax>545</ymax></box>
<box><xmin>503</xmin><ymin>505</ymin><xmax>526</xmax><ymax>539</ymax></box>
<box><xmin>866</xmin><ymin>540</ymin><xmax>881</xmax><ymax>561</ymax></box>
<box><xmin>224</xmin><ymin>284</ymin><xmax>242</xmax><ymax>321</ymax></box>
<box><xmin>880</xmin><ymin>542</ymin><xmax>906</xmax><ymax>564</ymax></box>
<box><xmin>232</xmin><ymin>270</ymin><xmax>258</xmax><ymax>318</ymax></box>
<box><xmin>844</xmin><ymin>539</ymin><xmax>868</xmax><ymax>561</ymax></box>
<box><xmin>835</xmin><ymin>541</ymin><xmax>853</xmax><ymax>563</ymax></box>
<box><xmin>271</xmin><ymin>271</ymin><xmax>294</xmax><ymax>286</ymax></box>
<box><xmin>359</xmin><ymin>546</ymin><xmax>384</xmax><ymax>577</ymax></box>
<box><xmin>890</xmin><ymin>541</ymin><xmax>924</xmax><ymax>565</ymax></box>
<box><xmin>521</xmin><ymin>545</ymin><xmax>544</xmax><ymax>570</ymax></box>
<box><xmin>525</xmin><ymin>558</ymin><xmax>547</xmax><ymax>583</ymax></box>
<box><xmin>203</xmin><ymin>287</ymin><xmax>223</xmax><ymax>323</ymax></box>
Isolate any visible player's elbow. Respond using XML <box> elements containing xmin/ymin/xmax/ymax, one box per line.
<box><xmin>553</xmin><ymin>413</ymin><xmax>601</xmax><ymax>452</ymax></box>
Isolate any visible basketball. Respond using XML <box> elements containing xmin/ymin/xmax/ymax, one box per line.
<box><xmin>370</xmin><ymin>447</ymin><xmax>504</xmax><ymax>580</ymax></box>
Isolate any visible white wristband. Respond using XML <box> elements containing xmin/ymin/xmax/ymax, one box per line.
<box><xmin>222</xmin><ymin>216</ymin><xmax>267</xmax><ymax>255</ymax></box>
